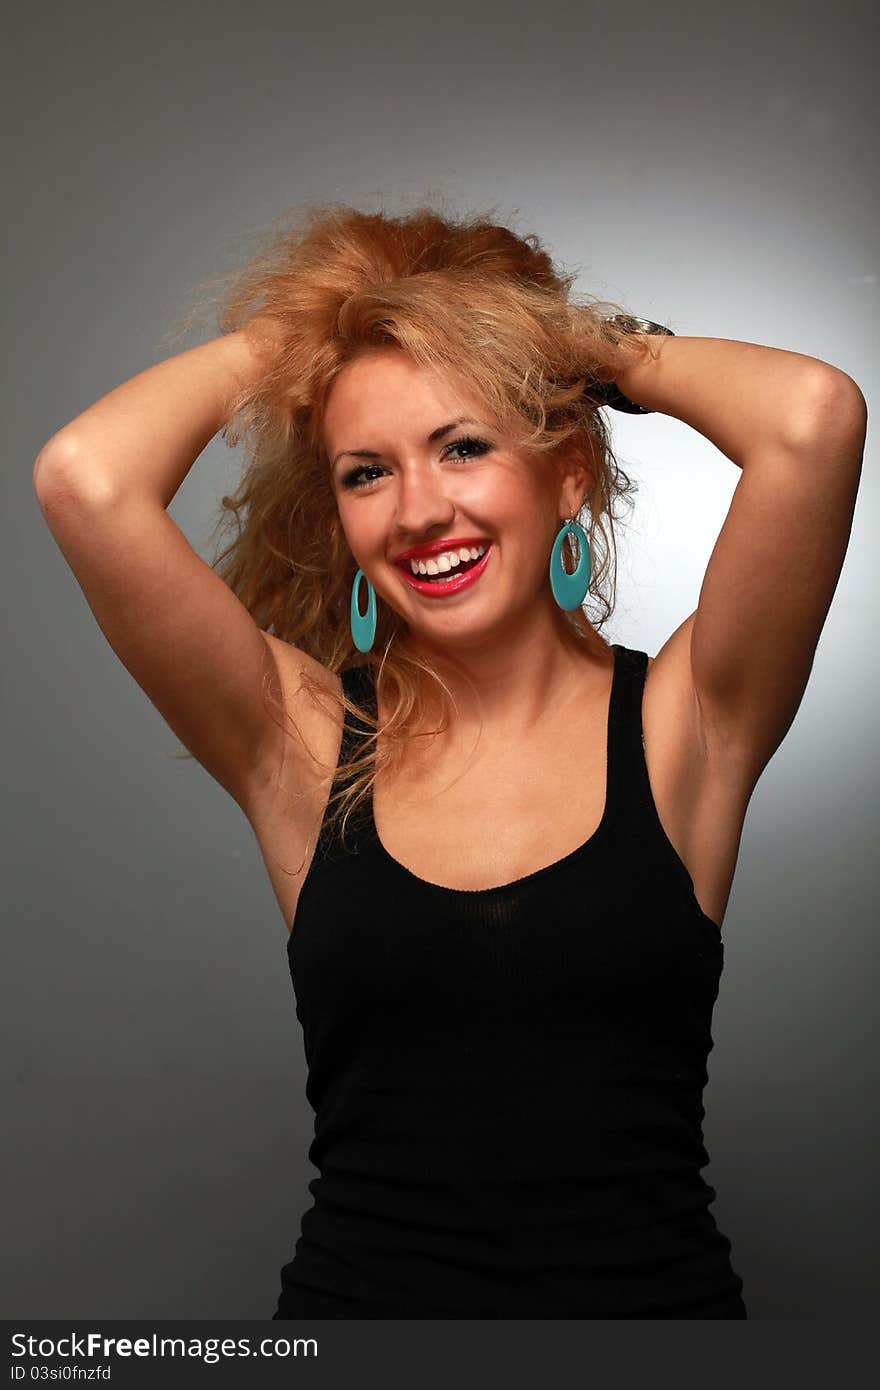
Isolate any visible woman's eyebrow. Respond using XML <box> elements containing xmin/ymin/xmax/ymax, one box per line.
<box><xmin>331</xmin><ymin>417</ymin><xmax>485</xmax><ymax>469</ymax></box>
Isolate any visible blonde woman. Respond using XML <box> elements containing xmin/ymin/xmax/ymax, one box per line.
<box><xmin>33</xmin><ymin>203</ymin><xmax>866</xmax><ymax>1320</ymax></box>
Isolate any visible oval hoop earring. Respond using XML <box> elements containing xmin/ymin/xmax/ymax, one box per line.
<box><xmin>350</xmin><ymin>569</ymin><xmax>377</xmax><ymax>653</ymax></box>
<box><xmin>549</xmin><ymin>516</ymin><xmax>592</xmax><ymax>611</ymax></box>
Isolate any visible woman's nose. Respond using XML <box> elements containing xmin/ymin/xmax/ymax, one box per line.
<box><xmin>393</xmin><ymin>470</ymin><xmax>456</xmax><ymax>533</ymax></box>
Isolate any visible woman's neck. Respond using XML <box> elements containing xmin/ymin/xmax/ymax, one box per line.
<box><xmin>395</xmin><ymin>606</ymin><xmax>612</xmax><ymax>739</ymax></box>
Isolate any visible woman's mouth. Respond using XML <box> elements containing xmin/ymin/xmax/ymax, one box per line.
<box><xmin>397</xmin><ymin>543</ymin><xmax>493</xmax><ymax>598</ymax></box>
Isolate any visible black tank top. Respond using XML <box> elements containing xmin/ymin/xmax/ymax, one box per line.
<box><xmin>273</xmin><ymin>644</ymin><xmax>747</xmax><ymax>1319</ymax></box>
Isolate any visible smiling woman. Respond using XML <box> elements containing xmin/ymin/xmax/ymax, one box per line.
<box><xmin>34</xmin><ymin>195</ymin><xmax>864</xmax><ymax>1320</ymax></box>
<box><xmin>167</xmin><ymin>201</ymin><xmax>654</xmax><ymax>847</ymax></box>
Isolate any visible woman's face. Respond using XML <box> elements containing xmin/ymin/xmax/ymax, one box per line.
<box><xmin>323</xmin><ymin>348</ymin><xmax>584</xmax><ymax>653</ymax></box>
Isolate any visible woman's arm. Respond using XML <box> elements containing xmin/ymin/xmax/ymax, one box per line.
<box><xmin>33</xmin><ymin>321</ymin><xmax>278</xmax><ymax>506</ymax></box>
<box><xmin>30</xmin><ymin>318</ymin><xmax>319</xmax><ymax>817</ymax></box>
<box><xmin>615</xmin><ymin>334</ymin><xmax>867</xmax><ymax>780</ymax></box>
<box><xmin>614</xmin><ymin>333</ymin><xmax>861</xmax><ymax>461</ymax></box>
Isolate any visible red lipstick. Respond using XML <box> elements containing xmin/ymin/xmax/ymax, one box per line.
<box><xmin>397</xmin><ymin>544</ymin><xmax>493</xmax><ymax>598</ymax></box>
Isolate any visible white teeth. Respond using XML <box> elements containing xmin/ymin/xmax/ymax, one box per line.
<box><xmin>410</xmin><ymin>544</ymin><xmax>487</xmax><ymax>576</ymax></box>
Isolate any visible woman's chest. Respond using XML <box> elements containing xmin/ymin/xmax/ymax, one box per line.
<box><xmin>251</xmin><ymin>658</ymin><xmax>751</xmax><ymax>934</ymax></box>
<box><xmin>371</xmin><ymin>726</ymin><xmax>609</xmax><ymax>892</ymax></box>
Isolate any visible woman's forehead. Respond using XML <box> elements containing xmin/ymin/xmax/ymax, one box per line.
<box><xmin>323</xmin><ymin>351</ymin><xmax>488</xmax><ymax>444</ymax></box>
<box><xmin>329</xmin><ymin>349</ymin><xmax>471</xmax><ymax>406</ymax></box>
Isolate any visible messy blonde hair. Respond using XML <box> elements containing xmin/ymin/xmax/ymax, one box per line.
<box><xmin>167</xmin><ymin>195</ymin><xmax>655</xmax><ymax>862</ymax></box>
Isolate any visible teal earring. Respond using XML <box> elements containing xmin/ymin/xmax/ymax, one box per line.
<box><xmin>350</xmin><ymin>568</ymin><xmax>377</xmax><ymax>653</ymax></box>
<box><xmin>549</xmin><ymin>515</ymin><xmax>592</xmax><ymax>610</ymax></box>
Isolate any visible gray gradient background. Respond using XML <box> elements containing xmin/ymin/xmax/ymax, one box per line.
<box><xmin>3</xmin><ymin>0</ymin><xmax>877</xmax><ymax>1320</ymax></box>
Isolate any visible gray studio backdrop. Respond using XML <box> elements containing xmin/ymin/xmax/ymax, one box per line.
<box><xmin>4</xmin><ymin>0</ymin><xmax>877</xmax><ymax>1318</ymax></box>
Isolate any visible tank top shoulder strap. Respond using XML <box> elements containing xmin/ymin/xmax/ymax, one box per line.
<box><xmin>604</xmin><ymin>642</ymin><xmax>655</xmax><ymax>829</ymax></box>
<box><xmin>339</xmin><ymin>663</ymin><xmax>377</xmax><ymax>758</ymax></box>
<box><xmin>310</xmin><ymin>663</ymin><xmax>378</xmax><ymax>865</ymax></box>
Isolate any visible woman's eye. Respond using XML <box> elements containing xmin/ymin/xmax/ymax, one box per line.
<box><xmin>341</xmin><ymin>463</ymin><xmax>386</xmax><ymax>490</ymax></box>
<box><xmin>444</xmin><ymin>434</ymin><xmax>492</xmax><ymax>461</ymax></box>
<box><xmin>340</xmin><ymin>435</ymin><xmax>491</xmax><ymax>490</ymax></box>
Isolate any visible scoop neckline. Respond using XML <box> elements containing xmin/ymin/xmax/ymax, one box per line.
<box><xmin>363</xmin><ymin>644</ymin><xmax>622</xmax><ymax>899</ymax></box>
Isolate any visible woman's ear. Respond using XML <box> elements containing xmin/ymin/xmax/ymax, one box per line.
<box><xmin>554</xmin><ymin>446</ymin><xmax>593</xmax><ymax>520</ymax></box>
